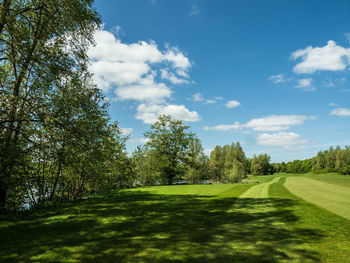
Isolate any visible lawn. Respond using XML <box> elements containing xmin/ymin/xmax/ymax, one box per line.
<box><xmin>1</xmin><ymin>175</ymin><xmax>350</xmax><ymax>262</ymax></box>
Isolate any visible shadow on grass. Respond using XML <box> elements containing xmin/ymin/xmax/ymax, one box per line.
<box><xmin>0</xmin><ymin>190</ymin><xmax>323</xmax><ymax>262</ymax></box>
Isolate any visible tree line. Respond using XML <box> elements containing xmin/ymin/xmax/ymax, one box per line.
<box><xmin>273</xmin><ymin>146</ymin><xmax>350</xmax><ymax>175</ymax></box>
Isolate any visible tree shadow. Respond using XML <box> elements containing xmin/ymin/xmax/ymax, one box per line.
<box><xmin>0</xmin><ymin>190</ymin><xmax>323</xmax><ymax>262</ymax></box>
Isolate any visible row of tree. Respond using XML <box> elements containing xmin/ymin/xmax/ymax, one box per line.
<box><xmin>274</xmin><ymin>146</ymin><xmax>350</xmax><ymax>175</ymax></box>
<box><xmin>0</xmin><ymin>0</ymin><xmax>135</xmax><ymax>211</ymax></box>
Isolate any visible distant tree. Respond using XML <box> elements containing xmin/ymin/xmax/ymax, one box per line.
<box><xmin>144</xmin><ymin>115</ymin><xmax>194</xmax><ymax>185</ymax></box>
<box><xmin>132</xmin><ymin>146</ymin><xmax>161</xmax><ymax>186</ymax></box>
<box><xmin>185</xmin><ymin>138</ymin><xmax>209</xmax><ymax>184</ymax></box>
<box><xmin>251</xmin><ymin>154</ymin><xmax>272</xmax><ymax>175</ymax></box>
<box><xmin>209</xmin><ymin>146</ymin><xmax>224</xmax><ymax>182</ymax></box>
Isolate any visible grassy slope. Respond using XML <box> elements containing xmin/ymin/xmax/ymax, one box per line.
<box><xmin>270</xmin><ymin>178</ymin><xmax>350</xmax><ymax>263</ymax></box>
<box><xmin>306</xmin><ymin>174</ymin><xmax>350</xmax><ymax>188</ymax></box>
<box><xmin>1</xmin><ymin>176</ymin><xmax>350</xmax><ymax>262</ymax></box>
<box><xmin>284</xmin><ymin>177</ymin><xmax>350</xmax><ymax>220</ymax></box>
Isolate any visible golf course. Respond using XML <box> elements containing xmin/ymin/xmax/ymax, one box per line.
<box><xmin>1</xmin><ymin>173</ymin><xmax>350</xmax><ymax>263</ymax></box>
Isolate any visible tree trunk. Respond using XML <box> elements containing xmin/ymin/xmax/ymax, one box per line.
<box><xmin>0</xmin><ymin>0</ymin><xmax>11</xmax><ymax>35</ymax></box>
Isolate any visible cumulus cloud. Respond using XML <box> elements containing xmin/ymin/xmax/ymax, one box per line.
<box><xmin>226</xmin><ymin>100</ymin><xmax>241</xmax><ymax>108</ymax></box>
<box><xmin>88</xmin><ymin>28</ymin><xmax>199</xmax><ymax>123</ymax></box>
<box><xmin>89</xmin><ymin>29</ymin><xmax>191</xmax><ymax>95</ymax></box>
<box><xmin>204</xmin><ymin>115</ymin><xmax>313</xmax><ymax>132</ymax></box>
<box><xmin>204</xmin><ymin>122</ymin><xmax>242</xmax><ymax>131</ymax></box>
<box><xmin>245</xmin><ymin>115</ymin><xmax>312</xmax><ymax>132</ymax></box>
<box><xmin>269</xmin><ymin>74</ymin><xmax>285</xmax><ymax>83</ymax></box>
<box><xmin>120</xmin><ymin>128</ymin><xmax>133</xmax><ymax>136</ymax></box>
<box><xmin>129</xmin><ymin>137</ymin><xmax>150</xmax><ymax>144</ymax></box>
<box><xmin>330</xmin><ymin>108</ymin><xmax>350</xmax><ymax>117</ymax></box>
<box><xmin>136</xmin><ymin>103</ymin><xmax>200</xmax><ymax>124</ymax></box>
<box><xmin>295</xmin><ymin>78</ymin><xmax>315</xmax><ymax>91</ymax></box>
<box><xmin>192</xmin><ymin>92</ymin><xmax>204</xmax><ymax>102</ymax></box>
<box><xmin>115</xmin><ymin>74</ymin><xmax>172</xmax><ymax>101</ymax></box>
<box><xmin>256</xmin><ymin>132</ymin><xmax>311</xmax><ymax>148</ymax></box>
<box><xmin>190</xmin><ymin>93</ymin><xmax>220</xmax><ymax>104</ymax></box>
<box><xmin>160</xmin><ymin>69</ymin><xmax>189</xmax><ymax>84</ymax></box>
<box><xmin>292</xmin><ymin>40</ymin><xmax>350</xmax><ymax>74</ymax></box>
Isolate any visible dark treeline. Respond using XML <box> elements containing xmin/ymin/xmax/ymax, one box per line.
<box><xmin>273</xmin><ymin>146</ymin><xmax>350</xmax><ymax>175</ymax></box>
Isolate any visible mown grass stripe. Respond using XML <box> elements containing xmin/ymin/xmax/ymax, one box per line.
<box><xmin>239</xmin><ymin>177</ymin><xmax>281</xmax><ymax>199</ymax></box>
<box><xmin>284</xmin><ymin>177</ymin><xmax>350</xmax><ymax>220</ymax></box>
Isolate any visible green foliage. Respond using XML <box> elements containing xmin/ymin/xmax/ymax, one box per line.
<box><xmin>277</xmin><ymin>146</ymin><xmax>350</xmax><ymax>175</ymax></box>
<box><xmin>209</xmin><ymin>142</ymin><xmax>248</xmax><ymax>183</ymax></box>
<box><xmin>184</xmin><ymin>137</ymin><xmax>209</xmax><ymax>184</ymax></box>
<box><xmin>250</xmin><ymin>153</ymin><xmax>273</xmax><ymax>175</ymax></box>
<box><xmin>144</xmin><ymin>115</ymin><xmax>195</xmax><ymax>185</ymax></box>
<box><xmin>0</xmin><ymin>0</ymin><xmax>133</xmax><ymax>212</ymax></box>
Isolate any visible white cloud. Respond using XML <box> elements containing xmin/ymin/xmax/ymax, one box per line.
<box><xmin>269</xmin><ymin>74</ymin><xmax>285</xmax><ymax>83</ymax></box>
<box><xmin>204</xmin><ymin>122</ymin><xmax>242</xmax><ymax>131</ymax></box>
<box><xmin>245</xmin><ymin>115</ymin><xmax>312</xmax><ymax>132</ymax></box>
<box><xmin>120</xmin><ymin>128</ymin><xmax>133</xmax><ymax>136</ymax></box>
<box><xmin>329</xmin><ymin>102</ymin><xmax>338</xmax><ymax>107</ymax></box>
<box><xmin>136</xmin><ymin>103</ymin><xmax>200</xmax><ymax>124</ymax></box>
<box><xmin>89</xmin><ymin>61</ymin><xmax>150</xmax><ymax>92</ymax></box>
<box><xmin>205</xmin><ymin>99</ymin><xmax>216</xmax><ymax>104</ymax></box>
<box><xmin>192</xmin><ymin>92</ymin><xmax>204</xmax><ymax>102</ymax></box>
<box><xmin>292</xmin><ymin>40</ymin><xmax>350</xmax><ymax>74</ymax></box>
<box><xmin>190</xmin><ymin>93</ymin><xmax>220</xmax><ymax>104</ymax></box>
<box><xmin>89</xmin><ymin>29</ymin><xmax>192</xmax><ymax>99</ymax></box>
<box><xmin>129</xmin><ymin>137</ymin><xmax>150</xmax><ymax>144</ymax></box>
<box><xmin>160</xmin><ymin>69</ymin><xmax>189</xmax><ymax>84</ymax></box>
<box><xmin>330</xmin><ymin>108</ymin><xmax>350</xmax><ymax>117</ymax></box>
<box><xmin>115</xmin><ymin>74</ymin><xmax>172</xmax><ymax>102</ymax></box>
<box><xmin>204</xmin><ymin>115</ymin><xmax>313</xmax><ymax>132</ymax></box>
<box><xmin>295</xmin><ymin>78</ymin><xmax>315</xmax><ymax>91</ymax></box>
<box><xmin>256</xmin><ymin>132</ymin><xmax>311</xmax><ymax>148</ymax></box>
<box><xmin>88</xmin><ymin>28</ymin><xmax>198</xmax><ymax>124</ymax></box>
<box><xmin>226</xmin><ymin>100</ymin><xmax>241</xmax><ymax>108</ymax></box>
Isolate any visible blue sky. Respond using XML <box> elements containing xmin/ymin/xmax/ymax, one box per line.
<box><xmin>90</xmin><ymin>0</ymin><xmax>350</xmax><ymax>162</ymax></box>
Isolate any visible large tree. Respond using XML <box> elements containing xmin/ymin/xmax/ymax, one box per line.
<box><xmin>0</xmin><ymin>0</ymin><xmax>100</xmax><ymax>211</ymax></box>
<box><xmin>144</xmin><ymin>115</ymin><xmax>194</xmax><ymax>185</ymax></box>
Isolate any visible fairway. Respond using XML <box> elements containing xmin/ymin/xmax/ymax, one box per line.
<box><xmin>284</xmin><ymin>176</ymin><xmax>350</xmax><ymax>220</ymax></box>
<box><xmin>1</xmin><ymin>176</ymin><xmax>350</xmax><ymax>262</ymax></box>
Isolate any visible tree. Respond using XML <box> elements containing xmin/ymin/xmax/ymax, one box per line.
<box><xmin>144</xmin><ymin>115</ymin><xmax>194</xmax><ymax>185</ymax></box>
<box><xmin>251</xmin><ymin>154</ymin><xmax>272</xmax><ymax>175</ymax></box>
<box><xmin>209</xmin><ymin>146</ymin><xmax>224</xmax><ymax>182</ymax></box>
<box><xmin>185</xmin><ymin>137</ymin><xmax>209</xmax><ymax>184</ymax></box>
<box><xmin>0</xmin><ymin>0</ymin><xmax>101</xmax><ymax>211</ymax></box>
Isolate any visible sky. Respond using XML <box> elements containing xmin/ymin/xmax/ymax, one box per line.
<box><xmin>90</xmin><ymin>0</ymin><xmax>350</xmax><ymax>162</ymax></box>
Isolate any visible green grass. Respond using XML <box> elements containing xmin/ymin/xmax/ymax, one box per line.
<box><xmin>284</xmin><ymin>176</ymin><xmax>350</xmax><ymax>220</ymax></box>
<box><xmin>270</xmin><ymin>177</ymin><xmax>350</xmax><ymax>263</ymax></box>
<box><xmin>1</xmin><ymin>176</ymin><xmax>350</xmax><ymax>262</ymax></box>
<box><xmin>306</xmin><ymin>174</ymin><xmax>350</xmax><ymax>188</ymax></box>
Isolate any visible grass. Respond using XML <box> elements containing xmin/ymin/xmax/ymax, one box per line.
<box><xmin>270</xmin><ymin>177</ymin><xmax>350</xmax><ymax>263</ymax></box>
<box><xmin>306</xmin><ymin>174</ymin><xmax>350</xmax><ymax>188</ymax></box>
<box><xmin>284</xmin><ymin>176</ymin><xmax>350</xmax><ymax>220</ymax></box>
<box><xmin>1</xmin><ymin>175</ymin><xmax>350</xmax><ymax>262</ymax></box>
